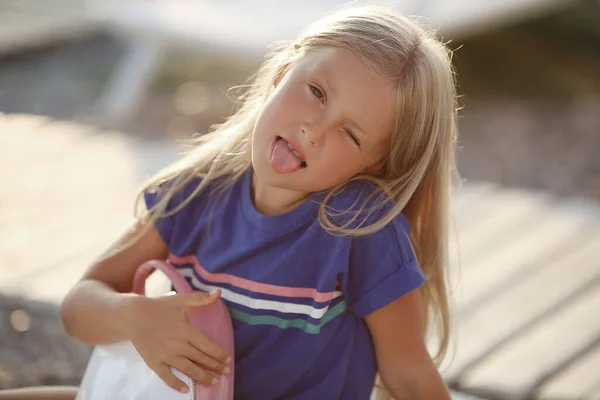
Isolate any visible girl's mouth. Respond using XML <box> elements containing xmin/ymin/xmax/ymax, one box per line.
<box><xmin>270</xmin><ymin>136</ymin><xmax>307</xmax><ymax>174</ymax></box>
<box><xmin>278</xmin><ymin>136</ymin><xmax>306</xmax><ymax>167</ymax></box>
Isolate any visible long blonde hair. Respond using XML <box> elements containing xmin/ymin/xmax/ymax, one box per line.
<box><xmin>137</xmin><ymin>4</ymin><xmax>458</xmax><ymax>395</ymax></box>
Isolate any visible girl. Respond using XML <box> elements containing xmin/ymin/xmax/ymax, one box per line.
<box><xmin>2</xmin><ymin>5</ymin><xmax>457</xmax><ymax>400</ymax></box>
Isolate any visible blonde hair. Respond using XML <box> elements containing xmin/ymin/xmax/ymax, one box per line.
<box><xmin>136</xmin><ymin>4</ymin><xmax>458</xmax><ymax>396</ymax></box>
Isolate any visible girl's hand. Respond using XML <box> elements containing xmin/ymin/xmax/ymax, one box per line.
<box><xmin>125</xmin><ymin>289</ymin><xmax>232</xmax><ymax>393</ymax></box>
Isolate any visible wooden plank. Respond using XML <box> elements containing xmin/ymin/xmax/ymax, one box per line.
<box><xmin>586</xmin><ymin>383</ymin><xmax>600</xmax><ymax>400</ymax></box>
<box><xmin>0</xmin><ymin>116</ymin><xmax>179</xmax><ymax>301</ymax></box>
<box><xmin>451</xmin><ymin>191</ymin><xmax>552</xmax><ymax>271</ymax></box>
<box><xmin>453</xmin><ymin>203</ymin><xmax>597</xmax><ymax>311</ymax></box>
<box><xmin>448</xmin><ymin>191</ymin><xmax>553</xmax><ymax>290</ymax></box>
<box><xmin>445</xmin><ymin>230</ymin><xmax>600</xmax><ymax>381</ymax></box>
<box><xmin>0</xmin><ymin>128</ymin><xmax>139</xmax><ymax>286</ymax></box>
<box><xmin>0</xmin><ymin>114</ymin><xmax>53</xmax><ymax>191</ymax></box>
<box><xmin>535</xmin><ymin>342</ymin><xmax>600</xmax><ymax>399</ymax></box>
<box><xmin>0</xmin><ymin>113</ymin><xmax>50</xmax><ymax>137</ymax></box>
<box><xmin>448</xmin><ymin>183</ymin><xmax>500</xmax><ymax>267</ymax></box>
<box><xmin>0</xmin><ymin>119</ymin><xmax>97</xmax><ymax>206</ymax></box>
<box><xmin>7</xmin><ymin>231</ymin><xmax>122</xmax><ymax>303</ymax></box>
<box><xmin>457</xmin><ymin>282</ymin><xmax>600</xmax><ymax>399</ymax></box>
<box><xmin>452</xmin><ymin>182</ymin><xmax>499</xmax><ymax>214</ymax></box>
<box><xmin>453</xmin><ymin>189</ymin><xmax>550</xmax><ymax>239</ymax></box>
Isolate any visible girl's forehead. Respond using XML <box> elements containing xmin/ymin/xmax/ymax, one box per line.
<box><xmin>300</xmin><ymin>47</ymin><xmax>355</xmax><ymax>71</ymax></box>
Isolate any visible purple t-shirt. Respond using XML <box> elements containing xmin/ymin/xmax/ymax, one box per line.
<box><xmin>144</xmin><ymin>168</ymin><xmax>425</xmax><ymax>400</ymax></box>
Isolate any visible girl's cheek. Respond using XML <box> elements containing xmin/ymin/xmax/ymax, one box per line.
<box><xmin>285</xmin><ymin>89</ymin><xmax>308</xmax><ymax>113</ymax></box>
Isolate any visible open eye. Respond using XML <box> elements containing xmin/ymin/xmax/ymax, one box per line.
<box><xmin>345</xmin><ymin>128</ymin><xmax>361</xmax><ymax>147</ymax></box>
<box><xmin>309</xmin><ymin>84</ymin><xmax>325</xmax><ymax>103</ymax></box>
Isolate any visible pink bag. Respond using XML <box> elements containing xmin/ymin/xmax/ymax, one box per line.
<box><xmin>76</xmin><ymin>260</ymin><xmax>235</xmax><ymax>400</ymax></box>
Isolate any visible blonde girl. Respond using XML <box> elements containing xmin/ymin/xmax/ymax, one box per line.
<box><xmin>1</xmin><ymin>5</ymin><xmax>457</xmax><ymax>400</ymax></box>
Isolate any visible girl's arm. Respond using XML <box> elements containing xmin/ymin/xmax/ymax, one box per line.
<box><xmin>60</xmin><ymin>221</ymin><xmax>231</xmax><ymax>391</ymax></box>
<box><xmin>60</xmin><ymin>220</ymin><xmax>169</xmax><ymax>344</ymax></box>
<box><xmin>364</xmin><ymin>291</ymin><xmax>450</xmax><ymax>400</ymax></box>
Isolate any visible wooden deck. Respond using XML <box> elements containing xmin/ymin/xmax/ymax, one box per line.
<box><xmin>2</xmin><ymin>113</ymin><xmax>600</xmax><ymax>399</ymax></box>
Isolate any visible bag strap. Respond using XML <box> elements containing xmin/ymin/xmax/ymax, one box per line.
<box><xmin>132</xmin><ymin>259</ymin><xmax>193</xmax><ymax>295</ymax></box>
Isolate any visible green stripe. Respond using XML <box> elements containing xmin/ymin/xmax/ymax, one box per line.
<box><xmin>229</xmin><ymin>301</ymin><xmax>347</xmax><ymax>334</ymax></box>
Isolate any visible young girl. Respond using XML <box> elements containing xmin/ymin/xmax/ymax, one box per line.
<box><xmin>2</xmin><ymin>5</ymin><xmax>457</xmax><ymax>400</ymax></box>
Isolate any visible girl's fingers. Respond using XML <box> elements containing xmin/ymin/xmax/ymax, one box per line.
<box><xmin>168</xmin><ymin>290</ymin><xmax>221</xmax><ymax>308</ymax></box>
<box><xmin>156</xmin><ymin>364</ymin><xmax>189</xmax><ymax>394</ymax></box>
<box><xmin>172</xmin><ymin>357</ymin><xmax>217</xmax><ymax>387</ymax></box>
<box><xmin>185</xmin><ymin>344</ymin><xmax>230</xmax><ymax>374</ymax></box>
<box><xmin>188</xmin><ymin>331</ymin><xmax>231</xmax><ymax>365</ymax></box>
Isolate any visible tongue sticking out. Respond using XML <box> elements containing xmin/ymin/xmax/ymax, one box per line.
<box><xmin>270</xmin><ymin>138</ymin><xmax>304</xmax><ymax>174</ymax></box>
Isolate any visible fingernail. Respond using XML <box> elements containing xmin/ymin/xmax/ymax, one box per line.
<box><xmin>180</xmin><ymin>386</ymin><xmax>189</xmax><ymax>393</ymax></box>
<box><xmin>210</xmin><ymin>289</ymin><xmax>219</xmax><ymax>295</ymax></box>
<box><xmin>223</xmin><ymin>366</ymin><xmax>231</xmax><ymax>374</ymax></box>
<box><xmin>211</xmin><ymin>377</ymin><xmax>218</xmax><ymax>386</ymax></box>
<box><xmin>224</xmin><ymin>357</ymin><xmax>232</xmax><ymax>364</ymax></box>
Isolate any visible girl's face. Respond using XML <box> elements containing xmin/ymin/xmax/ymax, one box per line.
<box><xmin>252</xmin><ymin>47</ymin><xmax>395</xmax><ymax>194</ymax></box>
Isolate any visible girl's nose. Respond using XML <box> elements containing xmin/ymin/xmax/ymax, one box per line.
<box><xmin>301</xmin><ymin>121</ymin><xmax>329</xmax><ymax>146</ymax></box>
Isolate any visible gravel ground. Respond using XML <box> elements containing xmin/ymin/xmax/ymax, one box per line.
<box><xmin>457</xmin><ymin>99</ymin><xmax>600</xmax><ymax>200</ymax></box>
<box><xmin>0</xmin><ymin>294</ymin><xmax>92</xmax><ymax>389</ymax></box>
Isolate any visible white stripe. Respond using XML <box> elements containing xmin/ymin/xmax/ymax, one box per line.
<box><xmin>179</xmin><ymin>268</ymin><xmax>342</xmax><ymax>319</ymax></box>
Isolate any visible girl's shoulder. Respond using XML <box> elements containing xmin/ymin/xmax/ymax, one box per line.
<box><xmin>144</xmin><ymin>172</ymin><xmax>236</xmax><ymax>216</ymax></box>
<box><xmin>142</xmin><ymin>175</ymin><xmax>237</xmax><ymax>228</ymax></box>
<box><xmin>142</xmin><ymin>172</ymin><xmax>241</xmax><ymax>247</ymax></box>
<box><xmin>335</xmin><ymin>181</ymin><xmax>423</xmax><ymax>317</ymax></box>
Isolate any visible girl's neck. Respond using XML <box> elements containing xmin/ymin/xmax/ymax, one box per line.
<box><xmin>250</xmin><ymin>172</ymin><xmax>310</xmax><ymax>216</ymax></box>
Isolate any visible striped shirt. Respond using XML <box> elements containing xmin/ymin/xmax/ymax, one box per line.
<box><xmin>144</xmin><ymin>168</ymin><xmax>424</xmax><ymax>399</ymax></box>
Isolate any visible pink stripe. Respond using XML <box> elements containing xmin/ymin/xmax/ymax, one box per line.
<box><xmin>169</xmin><ymin>254</ymin><xmax>337</xmax><ymax>302</ymax></box>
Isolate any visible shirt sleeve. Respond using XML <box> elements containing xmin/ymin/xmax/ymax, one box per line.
<box><xmin>143</xmin><ymin>178</ymin><xmax>204</xmax><ymax>247</ymax></box>
<box><xmin>342</xmin><ymin>215</ymin><xmax>426</xmax><ymax>317</ymax></box>
<box><xmin>143</xmin><ymin>180</ymin><xmax>178</xmax><ymax>246</ymax></box>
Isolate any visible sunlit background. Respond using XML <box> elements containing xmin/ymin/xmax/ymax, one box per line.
<box><xmin>1</xmin><ymin>1</ymin><xmax>599</xmax><ymax>399</ymax></box>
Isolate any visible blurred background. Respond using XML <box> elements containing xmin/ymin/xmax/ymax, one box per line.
<box><xmin>1</xmin><ymin>1</ymin><xmax>599</xmax><ymax>399</ymax></box>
